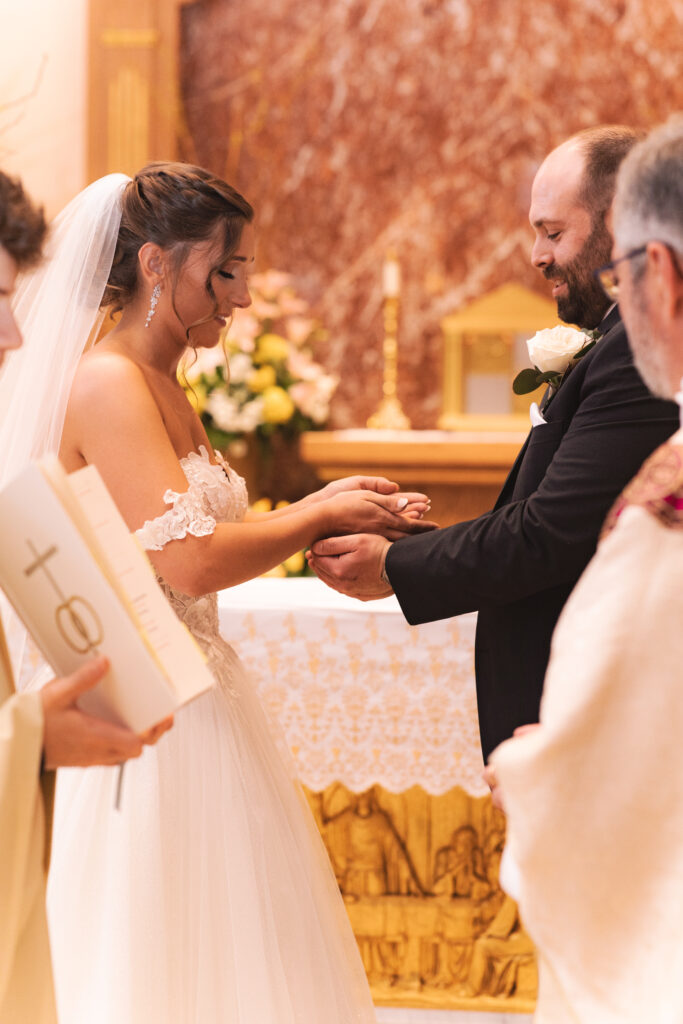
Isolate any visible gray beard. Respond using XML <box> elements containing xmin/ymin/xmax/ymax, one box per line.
<box><xmin>631</xmin><ymin>336</ymin><xmax>674</xmax><ymax>400</ymax></box>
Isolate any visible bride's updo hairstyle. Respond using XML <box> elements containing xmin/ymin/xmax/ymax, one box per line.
<box><xmin>103</xmin><ymin>161</ymin><xmax>254</xmax><ymax>337</ymax></box>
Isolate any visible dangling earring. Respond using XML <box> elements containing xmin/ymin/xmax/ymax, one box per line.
<box><xmin>145</xmin><ymin>282</ymin><xmax>161</xmax><ymax>328</ymax></box>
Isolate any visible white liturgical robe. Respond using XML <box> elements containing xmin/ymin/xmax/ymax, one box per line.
<box><xmin>0</xmin><ymin>616</ymin><xmax>57</xmax><ymax>1023</ymax></box>
<box><xmin>493</xmin><ymin>438</ymin><xmax>683</xmax><ymax>1023</ymax></box>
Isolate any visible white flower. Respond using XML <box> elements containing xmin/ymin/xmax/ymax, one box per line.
<box><xmin>227</xmin><ymin>352</ymin><xmax>254</xmax><ymax>385</ymax></box>
<box><xmin>206</xmin><ymin>392</ymin><xmax>240</xmax><ymax>431</ymax></box>
<box><xmin>207</xmin><ymin>392</ymin><xmax>265</xmax><ymax>433</ymax></box>
<box><xmin>180</xmin><ymin>345</ymin><xmax>226</xmax><ymax>382</ymax></box>
<box><xmin>235</xmin><ymin>397</ymin><xmax>265</xmax><ymax>432</ymax></box>
<box><xmin>290</xmin><ymin>374</ymin><xmax>337</xmax><ymax>424</ymax></box>
<box><xmin>527</xmin><ymin>326</ymin><xmax>591</xmax><ymax>374</ymax></box>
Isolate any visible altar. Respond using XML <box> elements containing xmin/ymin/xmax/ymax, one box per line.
<box><xmin>218</xmin><ymin>578</ymin><xmax>537</xmax><ymax>1014</ymax></box>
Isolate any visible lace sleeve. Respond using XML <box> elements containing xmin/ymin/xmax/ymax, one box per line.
<box><xmin>135</xmin><ymin>482</ymin><xmax>217</xmax><ymax>552</ymax></box>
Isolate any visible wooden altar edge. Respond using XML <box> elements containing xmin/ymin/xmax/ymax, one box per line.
<box><xmin>299</xmin><ymin>429</ymin><xmax>527</xmax><ymax>486</ymax></box>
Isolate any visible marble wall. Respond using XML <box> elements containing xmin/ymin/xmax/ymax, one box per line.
<box><xmin>180</xmin><ymin>0</ymin><xmax>683</xmax><ymax>428</ymax></box>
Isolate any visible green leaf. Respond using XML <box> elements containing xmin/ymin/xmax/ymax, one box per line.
<box><xmin>537</xmin><ymin>370</ymin><xmax>563</xmax><ymax>387</ymax></box>
<box><xmin>573</xmin><ymin>338</ymin><xmax>596</xmax><ymax>361</ymax></box>
<box><xmin>512</xmin><ymin>368</ymin><xmax>542</xmax><ymax>395</ymax></box>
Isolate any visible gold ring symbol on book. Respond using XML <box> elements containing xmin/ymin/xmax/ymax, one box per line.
<box><xmin>56</xmin><ymin>596</ymin><xmax>104</xmax><ymax>654</ymax></box>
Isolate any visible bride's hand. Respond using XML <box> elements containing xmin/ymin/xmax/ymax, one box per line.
<box><xmin>307</xmin><ymin>475</ymin><xmax>401</xmax><ymax>503</ymax></box>
<box><xmin>320</xmin><ymin>490</ymin><xmax>437</xmax><ymax>541</ymax></box>
<box><xmin>307</xmin><ymin>477</ymin><xmax>432</xmax><ymax>517</ymax></box>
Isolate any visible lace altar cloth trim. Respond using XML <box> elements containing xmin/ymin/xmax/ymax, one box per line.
<box><xmin>218</xmin><ymin>580</ymin><xmax>485</xmax><ymax>796</ymax></box>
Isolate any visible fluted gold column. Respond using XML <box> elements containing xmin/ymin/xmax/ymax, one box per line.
<box><xmin>88</xmin><ymin>0</ymin><xmax>191</xmax><ymax>180</ymax></box>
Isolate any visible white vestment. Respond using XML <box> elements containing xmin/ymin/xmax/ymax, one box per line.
<box><xmin>493</xmin><ymin>438</ymin><xmax>683</xmax><ymax>1023</ymax></box>
<box><xmin>0</xmin><ymin>618</ymin><xmax>57</xmax><ymax>1024</ymax></box>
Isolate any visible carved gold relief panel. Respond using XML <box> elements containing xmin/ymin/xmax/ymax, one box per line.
<box><xmin>304</xmin><ymin>782</ymin><xmax>537</xmax><ymax>1013</ymax></box>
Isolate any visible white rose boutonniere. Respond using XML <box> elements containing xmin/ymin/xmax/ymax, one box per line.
<box><xmin>513</xmin><ymin>325</ymin><xmax>599</xmax><ymax>395</ymax></box>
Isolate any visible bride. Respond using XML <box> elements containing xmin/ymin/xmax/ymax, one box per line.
<box><xmin>0</xmin><ymin>164</ymin><xmax>433</xmax><ymax>1023</ymax></box>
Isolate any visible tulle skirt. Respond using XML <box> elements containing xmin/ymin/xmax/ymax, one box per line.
<box><xmin>47</xmin><ymin>636</ymin><xmax>375</xmax><ymax>1023</ymax></box>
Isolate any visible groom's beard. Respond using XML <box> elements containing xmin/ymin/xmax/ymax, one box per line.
<box><xmin>544</xmin><ymin>219</ymin><xmax>613</xmax><ymax>330</ymax></box>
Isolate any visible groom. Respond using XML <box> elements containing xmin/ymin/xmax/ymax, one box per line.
<box><xmin>490</xmin><ymin>116</ymin><xmax>683</xmax><ymax>1022</ymax></box>
<box><xmin>0</xmin><ymin>170</ymin><xmax>172</xmax><ymax>1024</ymax></box>
<box><xmin>309</xmin><ymin>125</ymin><xmax>679</xmax><ymax>763</ymax></box>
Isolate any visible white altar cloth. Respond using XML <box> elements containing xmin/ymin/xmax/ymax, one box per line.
<box><xmin>217</xmin><ymin>578</ymin><xmax>485</xmax><ymax>795</ymax></box>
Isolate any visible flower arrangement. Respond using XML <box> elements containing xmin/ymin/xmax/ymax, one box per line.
<box><xmin>181</xmin><ymin>269</ymin><xmax>337</xmax><ymax>451</ymax></box>
<box><xmin>512</xmin><ymin>325</ymin><xmax>598</xmax><ymax>395</ymax></box>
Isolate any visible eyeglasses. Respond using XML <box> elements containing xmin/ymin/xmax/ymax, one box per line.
<box><xmin>594</xmin><ymin>246</ymin><xmax>647</xmax><ymax>302</ymax></box>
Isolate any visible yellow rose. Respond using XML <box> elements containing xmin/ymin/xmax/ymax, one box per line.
<box><xmin>255</xmin><ymin>333</ymin><xmax>289</xmax><ymax>364</ymax></box>
<box><xmin>262</xmin><ymin>564</ymin><xmax>287</xmax><ymax>577</ymax></box>
<box><xmin>262</xmin><ymin>385</ymin><xmax>295</xmax><ymax>424</ymax></box>
<box><xmin>185</xmin><ymin>381</ymin><xmax>207</xmax><ymax>414</ymax></box>
<box><xmin>250</xmin><ymin>497</ymin><xmax>273</xmax><ymax>514</ymax></box>
<box><xmin>248</xmin><ymin>365</ymin><xmax>277</xmax><ymax>392</ymax></box>
<box><xmin>283</xmin><ymin>550</ymin><xmax>305</xmax><ymax>574</ymax></box>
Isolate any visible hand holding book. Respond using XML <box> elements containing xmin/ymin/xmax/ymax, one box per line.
<box><xmin>0</xmin><ymin>457</ymin><xmax>214</xmax><ymax>732</ymax></box>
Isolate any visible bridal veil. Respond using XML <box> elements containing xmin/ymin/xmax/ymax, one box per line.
<box><xmin>0</xmin><ymin>173</ymin><xmax>130</xmax><ymax>687</ymax></box>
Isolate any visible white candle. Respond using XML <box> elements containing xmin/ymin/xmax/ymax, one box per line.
<box><xmin>382</xmin><ymin>255</ymin><xmax>401</xmax><ymax>298</ymax></box>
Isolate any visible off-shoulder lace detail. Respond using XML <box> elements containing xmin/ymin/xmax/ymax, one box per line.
<box><xmin>135</xmin><ymin>444</ymin><xmax>248</xmax><ymax>551</ymax></box>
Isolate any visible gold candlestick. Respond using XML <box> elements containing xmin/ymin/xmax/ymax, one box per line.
<box><xmin>367</xmin><ymin>254</ymin><xmax>412</xmax><ymax>430</ymax></box>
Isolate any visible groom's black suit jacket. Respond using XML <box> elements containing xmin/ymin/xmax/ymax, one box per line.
<box><xmin>385</xmin><ymin>307</ymin><xmax>679</xmax><ymax>761</ymax></box>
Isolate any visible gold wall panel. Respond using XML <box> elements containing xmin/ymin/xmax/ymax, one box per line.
<box><xmin>304</xmin><ymin>782</ymin><xmax>537</xmax><ymax>1013</ymax></box>
<box><xmin>107</xmin><ymin>68</ymin><xmax>150</xmax><ymax>175</ymax></box>
<box><xmin>88</xmin><ymin>0</ymin><xmax>190</xmax><ymax>179</ymax></box>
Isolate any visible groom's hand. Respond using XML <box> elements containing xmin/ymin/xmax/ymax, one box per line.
<box><xmin>307</xmin><ymin>534</ymin><xmax>394</xmax><ymax>601</ymax></box>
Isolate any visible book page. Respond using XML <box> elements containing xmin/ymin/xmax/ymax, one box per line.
<box><xmin>0</xmin><ymin>463</ymin><xmax>178</xmax><ymax>730</ymax></box>
<box><xmin>63</xmin><ymin>462</ymin><xmax>214</xmax><ymax>705</ymax></box>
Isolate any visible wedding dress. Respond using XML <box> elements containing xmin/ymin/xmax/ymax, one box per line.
<box><xmin>47</xmin><ymin>446</ymin><xmax>376</xmax><ymax>1024</ymax></box>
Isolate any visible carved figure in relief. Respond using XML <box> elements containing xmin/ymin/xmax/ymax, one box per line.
<box><xmin>432</xmin><ymin>824</ymin><xmax>489</xmax><ymax>899</ymax></box>
<box><xmin>461</xmin><ymin>896</ymin><xmax>536</xmax><ymax>999</ymax></box>
<box><xmin>319</xmin><ymin>786</ymin><xmax>423</xmax><ymax>987</ymax></box>
<box><xmin>423</xmin><ymin>820</ymin><xmax>503</xmax><ymax>989</ymax></box>
<box><xmin>314</xmin><ymin>783</ymin><xmax>534</xmax><ymax>1004</ymax></box>
<box><xmin>322</xmin><ymin>786</ymin><xmax>423</xmax><ymax>898</ymax></box>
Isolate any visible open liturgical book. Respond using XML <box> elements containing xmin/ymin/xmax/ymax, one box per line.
<box><xmin>0</xmin><ymin>456</ymin><xmax>214</xmax><ymax>731</ymax></box>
